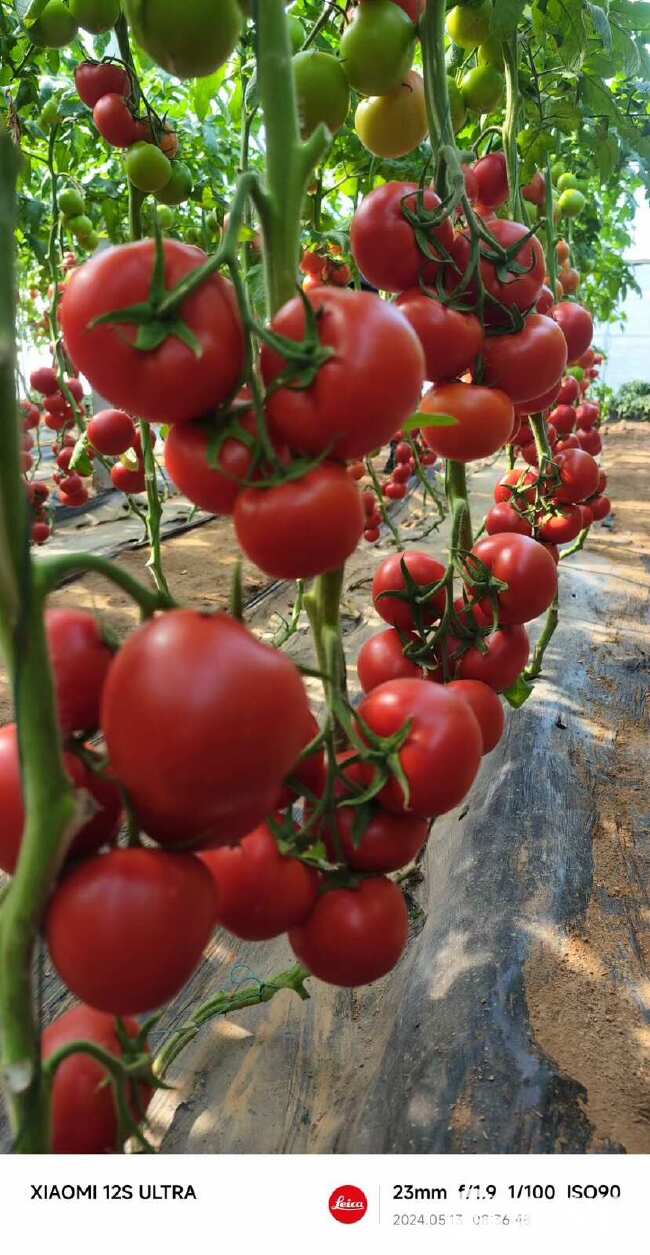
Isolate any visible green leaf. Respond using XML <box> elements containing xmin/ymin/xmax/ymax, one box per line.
<box><xmin>192</xmin><ymin>69</ymin><xmax>227</xmax><ymax>124</ymax></box>
<box><xmin>503</xmin><ymin>674</ymin><xmax>534</xmax><ymax>708</ymax></box>
<box><xmin>403</xmin><ymin>411</ymin><xmax>459</xmax><ymax>432</ymax></box>
<box><xmin>611</xmin><ymin>0</ymin><xmax>650</xmax><ymax>35</ymax></box>
<box><xmin>492</xmin><ymin>0</ymin><xmax>527</xmax><ymax>36</ymax></box>
<box><xmin>587</xmin><ymin>2</ymin><xmax>612</xmax><ymax>49</ymax></box>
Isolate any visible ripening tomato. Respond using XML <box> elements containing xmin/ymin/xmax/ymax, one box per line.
<box><xmin>320</xmin><ymin>796</ymin><xmax>428</xmax><ymax>872</ymax></box>
<box><xmin>494</xmin><ymin>469</ymin><xmax>537</xmax><ymax>505</ymax></box>
<box><xmin>101</xmin><ymin>610</ymin><xmax>312</xmax><ymax>848</ymax></box>
<box><xmin>340</xmin><ymin>0</ymin><xmax>415</xmax><ymax>97</ymax></box>
<box><xmin>261</xmin><ymin>287</ymin><xmax>424</xmax><ymax>460</ymax></box>
<box><xmin>60</xmin><ymin>239</ymin><xmax>244</xmax><ymax>424</ymax></box>
<box><xmin>43</xmin><ymin>1005</ymin><xmax>152</xmax><ymax>1154</ymax></box>
<box><xmin>46</xmin><ymin>608</ymin><xmax>114</xmax><ymax>736</ymax></box>
<box><xmin>372</xmin><ymin>551</ymin><xmax>446</xmax><ymax>630</ymax></box>
<box><xmin>481</xmin><ymin>314</ymin><xmax>568</xmax><ymax>404</ymax></box>
<box><xmin>471</xmin><ymin>152</ymin><xmax>508</xmax><ymax>208</ymax></box>
<box><xmin>552</xmin><ymin>302</ymin><xmax>593</xmax><ymax>363</ymax></box>
<box><xmin>446</xmin><ymin>2</ymin><xmax>491</xmax><ymax>47</ymax></box>
<box><xmin>293</xmin><ymin>50</ymin><xmax>350</xmax><ymax>137</ymax></box>
<box><xmin>124</xmin><ymin>0</ymin><xmax>242</xmax><ymax>79</ymax></box>
<box><xmin>234</xmin><ymin>463</ymin><xmax>364</xmax><ymax>580</ymax></box>
<box><xmin>590</xmin><ymin>494</ymin><xmax>610</xmax><ymax>521</ymax></box>
<box><xmin>75</xmin><ymin>61</ymin><xmax>130</xmax><ymax>107</ymax></box>
<box><xmin>46</xmin><ymin>849</ymin><xmax>217</xmax><ymax>1014</ymax></box>
<box><xmin>88</xmin><ymin>409</ymin><xmax>136</xmax><ymax>456</ymax></box>
<box><xmin>357</xmin><ymin>678</ymin><xmax>483</xmax><ymax>818</ymax></box>
<box><xmin>447</xmin><ymin>680</ymin><xmax>505</xmax><ymax>753</ymax></box>
<box><xmin>485</xmin><ymin>502</ymin><xmax>532</xmax><ymax>536</ymax></box>
<box><xmin>111</xmin><ymin>462</ymin><xmax>145</xmax><ymax>494</ymax></box>
<box><xmin>552</xmin><ymin>448</ymin><xmax>599</xmax><ymax>504</ymax></box>
<box><xmin>455</xmin><ymin>625</ymin><xmax>530</xmax><ymax>691</ymax></box>
<box><xmin>395</xmin><ymin>293</ymin><xmax>483</xmax><ymax>382</ymax></box>
<box><xmin>522</xmin><ymin>170</ymin><xmax>546</xmax><ymax>207</ymax></box>
<box><xmin>350</xmin><ymin>182</ymin><xmax>454</xmax><ymax>295</ymax></box>
<box><xmin>420</xmin><ymin>382</ymin><xmax>514</xmax><ymax>461</ymax></box>
<box><xmin>576</xmin><ymin>428</ymin><xmax>602</xmax><ymax>456</ymax></box>
<box><xmin>389</xmin><ymin>0</ymin><xmax>425</xmax><ymax>18</ymax></box>
<box><xmin>289</xmin><ymin>877</ymin><xmax>408</xmax><ymax>987</ymax></box>
<box><xmin>575</xmin><ymin>401</ymin><xmax>599</xmax><ymax>430</ymax></box>
<box><xmin>355</xmin><ymin>70</ymin><xmax>427</xmax><ymax>159</ymax></box>
<box><xmin>164</xmin><ymin>411</ymin><xmax>262</xmax><ymax>514</ymax></box>
<box><xmin>200</xmin><ymin>823</ymin><xmax>319</xmax><ymax>941</ymax></box>
<box><xmin>470</xmin><ymin>533</ymin><xmax>558</xmax><ymax>625</ymax></box>
<box><xmin>358</xmin><ymin>628</ymin><xmax>426</xmax><ymax>693</ymax></box>
<box><xmin>537</xmin><ymin>504</ymin><xmax>583</xmax><ymax>544</ymax></box>
<box><xmin>93</xmin><ymin>94</ymin><xmax>139</xmax><ymax>148</ymax></box>
<box><xmin>0</xmin><ymin>727</ymin><xmax>122</xmax><ymax>876</ymax></box>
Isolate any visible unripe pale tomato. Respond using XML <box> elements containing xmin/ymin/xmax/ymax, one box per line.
<box><xmin>355</xmin><ymin>71</ymin><xmax>427</xmax><ymax>159</ymax></box>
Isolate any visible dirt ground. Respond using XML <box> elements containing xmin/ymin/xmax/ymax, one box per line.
<box><xmin>1</xmin><ymin>422</ymin><xmax>648</xmax><ymax>1154</ymax></box>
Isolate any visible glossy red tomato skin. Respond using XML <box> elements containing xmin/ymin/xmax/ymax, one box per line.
<box><xmin>93</xmin><ymin>94</ymin><xmax>139</xmax><ymax>147</ymax></box>
<box><xmin>450</xmin><ymin>221</ymin><xmax>545</xmax><ymax>320</ymax></box>
<box><xmin>577</xmin><ymin>428</ymin><xmax>602</xmax><ymax>456</ymax></box>
<box><xmin>46</xmin><ymin>608</ymin><xmax>114</xmax><ymax>735</ymax></box>
<box><xmin>472</xmin><ymin>153</ymin><xmax>508</xmax><ymax>208</ymax></box>
<box><xmin>579</xmin><ymin>504</ymin><xmax>593</xmax><ymax>529</ymax></box>
<box><xmin>471</xmin><ymin>533</ymin><xmax>558</xmax><ymax>625</ymax></box>
<box><xmin>494</xmin><ymin>469</ymin><xmax>537</xmax><ymax>505</ymax></box>
<box><xmin>590</xmin><ymin>494</ymin><xmax>611</xmax><ymax>521</ymax></box>
<box><xmin>357</xmin><ymin>628</ymin><xmax>425</xmax><ymax>692</ymax></box>
<box><xmin>101</xmin><ymin>610</ymin><xmax>312</xmax><ymax>848</ymax></box>
<box><xmin>234</xmin><ymin>463</ymin><xmax>364</xmax><ymax>580</ymax></box>
<box><xmin>549</xmin><ymin>404</ymin><xmax>576</xmax><ymax>435</ymax></box>
<box><xmin>522</xmin><ymin>170</ymin><xmax>546</xmax><ymax>207</ymax></box>
<box><xmin>199</xmin><ymin>823</ymin><xmax>319</xmax><ymax>941</ymax></box>
<box><xmin>557</xmin><ymin>375</ymin><xmax>580</xmax><ymax>405</ymax></box>
<box><xmin>75</xmin><ymin>61</ymin><xmax>130</xmax><ymax>107</ymax></box>
<box><xmin>60</xmin><ymin>240</ymin><xmax>244</xmax><ymax>425</ymax></box>
<box><xmin>552</xmin><ymin>448</ymin><xmax>599</xmax><ymax>504</ymax></box>
<box><xmin>30</xmin><ymin>365</ymin><xmax>59</xmax><ymax>394</ymax></box>
<box><xmin>42</xmin><ymin>1005</ymin><xmax>151</xmax><ymax>1155</ymax></box>
<box><xmin>395</xmin><ymin>292</ymin><xmax>483</xmax><ymax>382</ymax></box>
<box><xmin>165</xmin><ymin>412</ymin><xmax>257</xmax><ymax>514</ymax></box>
<box><xmin>455</xmin><ymin>625</ymin><xmax>530</xmax><ymax>691</ymax></box>
<box><xmin>447</xmin><ymin>679</ymin><xmax>505</xmax><ymax>754</ymax></box>
<box><xmin>372</xmin><ymin>551</ymin><xmax>446</xmax><ymax>630</ymax></box>
<box><xmin>597</xmin><ymin>470</ymin><xmax>607</xmax><ymax>494</ymax></box>
<box><xmin>575</xmin><ymin>401</ymin><xmax>599</xmax><ymax>430</ymax></box>
<box><xmin>421</xmin><ymin>382</ymin><xmax>514</xmax><ymax>461</ymax></box>
<box><xmin>46</xmin><ymin>849</ymin><xmax>217</xmax><ymax>1015</ymax></box>
<box><xmin>482</xmin><ymin>315</ymin><xmax>568</xmax><ymax>404</ymax></box>
<box><xmin>552</xmin><ymin>302</ymin><xmax>593</xmax><ymax>363</ymax></box>
<box><xmin>261</xmin><ymin>288</ymin><xmax>424</xmax><ymax>460</ymax></box>
<box><xmin>321</xmin><ymin>802</ymin><xmax>428</xmax><ymax>873</ymax></box>
<box><xmin>485</xmin><ymin>502</ymin><xmax>532</xmax><ymax>536</ymax></box>
<box><xmin>289</xmin><ymin>877</ymin><xmax>409</xmax><ymax>987</ymax></box>
<box><xmin>111</xmin><ymin>462</ymin><xmax>145</xmax><ymax>493</ymax></box>
<box><xmin>275</xmin><ymin>712</ymin><xmax>326</xmax><ymax>809</ymax></box>
<box><xmin>538</xmin><ymin>504</ymin><xmax>583</xmax><ymax>544</ymax></box>
<box><xmin>87</xmin><ymin>409</ymin><xmax>135</xmax><ymax>456</ymax></box>
<box><xmin>536</xmin><ymin>284</ymin><xmax>554</xmax><ymax>316</ymax></box>
<box><xmin>350</xmin><ymin>182</ymin><xmax>454</xmax><ymax>294</ymax></box>
<box><xmin>357</xmin><ymin>678</ymin><xmax>483</xmax><ymax>818</ymax></box>
<box><xmin>0</xmin><ymin>727</ymin><xmax>122</xmax><ymax>876</ymax></box>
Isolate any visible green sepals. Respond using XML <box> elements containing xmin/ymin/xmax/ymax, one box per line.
<box><xmin>503</xmin><ymin>673</ymin><xmax>534</xmax><ymax>708</ymax></box>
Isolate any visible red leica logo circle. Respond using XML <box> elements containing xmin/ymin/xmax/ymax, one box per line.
<box><xmin>329</xmin><ymin>1185</ymin><xmax>368</xmax><ymax>1224</ymax></box>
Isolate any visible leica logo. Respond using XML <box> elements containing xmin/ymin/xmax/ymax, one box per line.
<box><xmin>329</xmin><ymin>1185</ymin><xmax>368</xmax><ymax>1224</ymax></box>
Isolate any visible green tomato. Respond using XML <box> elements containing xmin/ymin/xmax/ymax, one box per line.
<box><xmin>124</xmin><ymin>0</ymin><xmax>242</xmax><ymax>79</ymax></box>
<box><xmin>566</xmin><ymin>365</ymin><xmax>585</xmax><ymax>381</ymax></box>
<box><xmin>31</xmin><ymin>1</ymin><xmax>78</xmax><ymax>48</ymax></box>
<box><xmin>81</xmin><ymin>230</ymin><xmax>100</xmax><ymax>251</ymax></box>
<box><xmin>355</xmin><ymin>70</ymin><xmax>427</xmax><ymax>159</ymax></box>
<box><xmin>126</xmin><ymin>142</ymin><xmax>173</xmax><ymax>194</ymax></box>
<box><xmin>67</xmin><ymin>214</ymin><xmax>94</xmax><ymax>241</ymax></box>
<box><xmin>558</xmin><ymin>188</ymin><xmax>585</xmax><ymax>218</ymax></box>
<box><xmin>448</xmin><ymin>77</ymin><xmax>467</xmax><ymax>134</ymax></box>
<box><xmin>186</xmin><ymin>227</ymin><xmax>202</xmax><ymax>246</ymax></box>
<box><xmin>59</xmin><ymin>187</ymin><xmax>85</xmax><ymax>218</ymax></box>
<box><xmin>478</xmin><ymin>36</ymin><xmax>503</xmax><ymax>67</ymax></box>
<box><xmin>39</xmin><ymin>98</ymin><xmax>63</xmax><ymax>130</ymax></box>
<box><xmin>293</xmin><ymin>51</ymin><xmax>351</xmax><ymax>137</ymax></box>
<box><xmin>340</xmin><ymin>0</ymin><xmax>415</xmax><ymax>97</ymax></box>
<box><xmin>205</xmin><ymin>210</ymin><xmax>221</xmax><ymax>235</ymax></box>
<box><xmin>551</xmin><ymin>160</ymin><xmax>565</xmax><ymax>184</ymax></box>
<box><xmin>460</xmin><ymin>64</ymin><xmax>504</xmax><ymax>113</ymax></box>
<box><xmin>556</xmin><ymin>172</ymin><xmax>578</xmax><ymax>192</ymax></box>
<box><xmin>446</xmin><ymin>3</ymin><xmax>491</xmax><ymax>49</ymax></box>
<box><xmin>155</xmin><ymin>204</ymin><xmax>174</xmax><ymax>230</ymax></box>
<box><xmin>287</xmin><ymin>14</ymin><xmax>304</xmax><ymax>52</ymax></box>
<box><xmin>70</xmin><ymin>0</ymin><xmax>121</xmax><ymax>34</ymax></box>
<box><xmin>155</xmin><ymin>161</ymin><xmax>193</xmax><ymax>205</ymax></box>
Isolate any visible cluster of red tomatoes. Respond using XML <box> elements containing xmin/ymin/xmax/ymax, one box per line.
<box><xmin>347</xmin><ymin>432</ymin><xmax>438</xmax><ymax>543</ymax></box>
<box><xmin>21</xmin><ymin>364</ymin><xmax>90</xmax><ymax>542</ymax></box>
<box><xmin>300</xmin><ymin>244</ymin><xmax>352</xmax><ymax>291</ymax></box>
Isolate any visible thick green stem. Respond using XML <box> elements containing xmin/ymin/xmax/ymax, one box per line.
<box><xmin>421</xmin><ymin>0</ymin><xmax>456</xmax><ymax>151</ymax></box>
<box><xmin>446</xmin><ymin>459</ymin><xmax>473</xmax><ymax>555</ymax></box>
<box><xmin>140</xmin><ymin>423</ymin><xmax>171</xmax><ymax>598</ymax></box>
<box><xmin>525</xmin><ymin>592</ymin><xmax>559</xmax><ymax>680</ymax></box>
<box><xmin>36</xmin><ymin>551</ymin><xmax>174</xmax><ymax>617</ymax></box>
<box><xmin>559</xmin><ymin>526</ymin><xmax>589</xmax><ymax>560</ymax></box>
<box><xmin>530</xmin><ymin>412</ymin><xmax>553</xmax><ymax>464</ymax></box>
<box><xmin>544</xmin><ymin>153</ymin><xmax>558</xmax><ymax>294</ymax></box>
<box><xmin>502</xmin><ymin>34</ymin><xmax>524</xmax><ymax>221</ymax></box>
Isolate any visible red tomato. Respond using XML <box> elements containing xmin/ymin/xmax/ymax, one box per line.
<box><xmin>522</xmin><ymin>170</ymin><xmax>546</xmax><ymax>208</ymax></box>
<box><xmin>494</xmin><ymin>469</ymin><xmax>537</xmax><ymax>505</ymax></box>
<box><xmin>261</xmin><ymin>288</ymin><xmax>424</xmax><ymax>460</ymax></box>
<box><xmin>164</xmin><ymin>411</ymin><xmax>265</xmax><ymax>514</ymax></box>
<box><xmin>88</xmin><ymin>409</ymin><xmax>136</xmax><ymax>456</ymax></box>
<box><xmin>447</xmin><ymin>679</ymin><xmax>505</xmax><ymax>753</ymax></box>
<box><xmin>578</xmin><ymin>504</ymin><xmax>593</xmax><ymax>529</ymax></box>
<box><xmin>30</xmin><ymin>365</ymin><xmax>58</xmax><ymax>395</ymax></box>
<box><xmin>420</xmin><ymin>381</ymin><xmax>514</xmax><ymax>461</ymax></box>
<box><xmin>350</xmin><ymin>182</ymin><xmax>454</xmax><ymax>294</ymax></box>
<box><xmin>395</xmin><ymin>292</ymin><xmax>483</xmax><ymax>382</ymax></box>
<box><xmin>575</xmin><ymin>401</ymin><xmax>599</xmax><ymax>430</ymax></box>
<box><xmin>42</xmin><ymin>1005</ymin><xmax>151</xmax><ymax>1154</ymax></box>
<box><xmin>552</xmin><ymin>302</ymin><xmax>593</xmax><ymax>363</ymax></box>
<box><xmin>46</xmin><ymin>849</ymin><xmax>217</xmax><ymax>1014</ymax></box>
<box><xmin>234</xmin><ymin>462</ymin><xmax>364</xmax><ymax>580</ymax></box>
<box><xmin>451</xmin><ymin>221</ymin><xmax>546</xmax><ymax>321</ymax></box>
<box><xmin>471</xmin><ymin>153</ymin><xmax>508</xmax><ymax>208</ymax></box>
<box><xmin>557</xmin><ymin>375</ymin><xmax>580</xmax><ymax>405</ymax></box>
<box><xmin>576</xmin><ymin>428</ymin><xmax>602</xmax><ymax>456</ymax></box>
<box><xmin>514</xmin><ymin>379</ymin><xmax>562</xmax><ymax>417</ymax></box>
<box><xmin>555</xmin><ymin>434</ymin><xmax>580</xmax><ymax>453</ymax></box>
<box><xmin>455</xmin><ymin>624</ymin><xmax>530</xmax><ymax>691</ymax></box>
<box><xmin>536</xmin><ymin>285</ymin><xmax>554</xmax><ymax>316</ymax></box>
<box><xmin>321</xmin><ymin>800</ymin><xmax>428</xmax><ymax>872</ymax></box>
<box><xmin>75</xmin><ymin>61</ymin><xmax>130</xmax><ymax>108</ymax></box>
<box><xmin>552</xmin><ymin>448</ymin><xmax>599</xmax><ymax>503</ymax></box>
<box><xmin>597</xmin><ymin>469</ymin><xmax>607</xmax><ymax>494</ymax></box>
<box><xmin>200</xmin><ymin>822</ymin><xmax>319</xmax><ymax>941</ymax></box>
<box><xmin>32</xmin><ymin>522</ymin><xmax>51</xmax><ymax>545</ymax></box>
<box><xmin>462</xmin><ymin>162</ymin><xmax>479</xmax><ymax>202</ymax></box>
<box><xmin>357</xmin><ymin>628</ymin><xmax>426</xmax><ymax>692</ymax></box>
<box><xmin>549</xmin><ymin>404</ymin><xmax>576</xmax><ymax>435</ymax></box>
<box><xmin>481</xmin><ymin>314</ymin><xmax>567</xmax><ymax>404</ymax></box>
<box><xmin>60</xmin><ymin>240</ymin><xmax>245</xmax><ymax>425</ymax></box>
<box><xmin>275</xmin><ymin>712</ymin><xmax>326</xmax><ymax>809</ymax></box>
<box><xmin>357</xmin><ymin>678</ymin><xmax>483</xmax><ymax>818</ymax></box>
<box><xmin>0</xmin><ymin>727</ymin><xmax>122</xmax><ymax>876</ymax></box>
<box><xmin>101</xmin><ymin>610</ymin><xmax>312</xmax><ymax>848</ymax></box>
<box><xmin>470</xmin><ymin>533</ymin><xmax>558</xmax><ymax>625</ymax></box>
<box><xmin>372</xmin><ymin>551</ymin><xmax>446</xmax><ymax>630</ymax></box>
<box><xmin>111</xmin><ymin>462</ymin><xmax>145</xmax><ymax>493</ymax></box>
<box><xmin>590</xmin><ymin>494</ymin><xmax>611</xmax><ymax>521</ymax></box>
<box><xmin>537</xmin><ymin>504</ymin><xmax>583</xmax><ymax>544</ymax></box>
<box><xmin>93</xmin><ymin>94</ymin><xmax>139</xmax><ymax>147</ymax></box>
<box><xmin>289</xmin><ymin>877</ymin><xmax>408</xmax><ymax>987</ymax></box>
<box><xmin>46</xmin><ymin>608</ymin><xmax>114</xmax><ymax>736</ymax></box>
<box><xmin>485</xmin><ymin>502</ymin><xmax>532</xmax><ymax>536</ymax></box>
